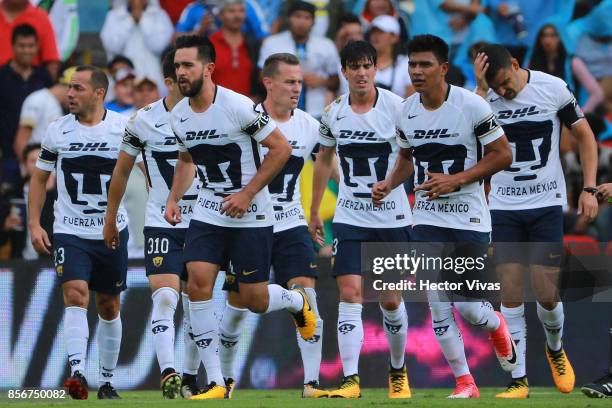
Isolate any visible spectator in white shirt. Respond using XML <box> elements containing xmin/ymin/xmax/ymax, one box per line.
<box><xmin>258</xmin><ymin>1</ymin><xmax>339</xmax><ymax>118</ymax></box>
<box><xmin>100</xmin><ymin>0</ymin><xmax>173</xmax><ymax>91</ymax></box>
<box><xmin>13</xmin><ymin>66</ymin><xmax>74</xmax><ymax>161</ymax></box>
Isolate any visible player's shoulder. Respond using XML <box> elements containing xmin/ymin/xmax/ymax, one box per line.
<box><xmin>293</xmin><ymin>108</ymin><xmax>319</xmax><ymax>127</ymax></box>
<box><xmin>398</xmin><ymin>91</ymin><xmax>420</xmax><ymax>112</ymax></box>
<box><xmin>216</xmin><ymin>85</ymin><xmax>252</xmax><ymax>106</ymax></box>
<box><xmin>48</xmin><ymin>113</ymin><xmax>75</xmax><ymax>134</ymax></box>
<box><xmin>528</xmin><ymin>69</ymin><xmax>569</xmax><ymax>94</ymax></box>
<box><xmin>322</xmin><ymin>93</ymin><xmax>347</xmax><ymax>121</ymax></box>
<box><xmin>377</xmin><ymin>87</ymin><xmax>404</xmax><ymax>106</ymax></box>
<box><xmin>104</xmin><ymin>109</ymin><xmax>129</xmax><ymax>130</ymax></box>
<box><xmin>449</xmin><ymin>85</ymin><xmax>489</xmax><ymax>111</ymax></box>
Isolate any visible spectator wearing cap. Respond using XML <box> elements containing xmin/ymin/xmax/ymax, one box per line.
<box><xmin>105</xmin><ymin>55</ymin><xmax>134</xmax><ymax>102</ymax></box>
<box><xmin>209</xmin><ymin>0</ymin><xmax>260</xmax><ymax>98</ymax></box>
<box><xmin>175</xmin><ymin>0</ymin><xmax>270</xmax><ymax>41</ymax></box>
<box><xmin>0</xmin><ymin>0</ymin><xmax>60</xmax><ymax>78</ymax></box>
<box><xmin>104</xmin><ymin>68</ymin><xmax>136</xmax><ymax>116</ymax></box>
<box><xmin>134</xmin><ymin>76</ymin><xmax>160</xmax><ymax>109</ymax></box>
<box><xmin>258</xmin><ymin>0</ymin><xmax>340</xmax><ymax>118</ymax></box>
<box><xmin>13</xmin><ymin>66</ymin><xmax>74</xmax><ymax>161</ymax></box>
<box><xmin>0</xmin><ymin>23</ymin><xmax>52</xmax><ymax>191</ymax></box>
<box><xmin>100</xmin><ymin>0</ymin><xmax>173</xmax><ymax>91</ymax></box>
<box><xmin>355</xmin><ymin>0</ymin><xmax>408</xmax><ymax>46</ymax></box>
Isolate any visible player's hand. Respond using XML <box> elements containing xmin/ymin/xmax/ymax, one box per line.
<box><xmin>220</xmin><ymin>190</ymin><xmax>253</xmax><ymax>218</ymax></box>
<box><xmin>30</xmin><ymin>224</ymin><xmax>51</xmax><ymax>255</ymax></box>
<box><xmin>415</xmin><ymin>172</ymin><xmax>461</xmax><ymax>200</ymax></box>
<box><xmin>164</xmin><ymin>199</ymin><xmax>182</xmax><ymax>226</ymax></box>
<box><xmin>103</xmin><ymin>221</ymin><xmax>120</xmax><ymax>250</ymax></box>
<box><xmin>597</xmin><ymin>183</ymin><xmax>612</xmax><ymax>201</ymax></box>
<box><xmin>308</xmin><ymin>212</ymin><xmax>325</xmax><ymax>246</ymax></box>
<box><xmin>474</xmin><ymin>52</ymin><xmax>490</xmax><ymax>93</ymax></box>
<box><xmin>372</xmin><ymin>180</ymin><xmax>392</xmax><ymax>207</ymax></box>
<box><xmin>577</xmin><ymin>190</ymin><xmax>599</xmax><ymax>222</ymax></box>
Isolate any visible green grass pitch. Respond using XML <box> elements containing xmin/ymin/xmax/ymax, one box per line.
<box><xmin>2</xmin><ymin>388</ymin><xmax>609</xmax><ymax>407</ymax></box>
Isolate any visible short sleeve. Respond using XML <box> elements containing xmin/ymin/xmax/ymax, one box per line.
<box><xmin>554</xmin><ymin>81</ymin><xmax>584</xmax><ymax>128</ymax></box>
<box><xmin>121</xmin><ymin>113</ymin><xmax>146</xmax><ymax>157</ymax></box>
<box><xmin>234</xmin><ymin>100</ymin><xmax>276</xmax><ymax>142</ymax></box>
<box><xmin>36</xmin><ymin>123</ymin><xmax>58</xmax><ymax>172</ymax></box>
<box><xmin>318</xmin><ymin>108</ymin><xmax>336</xmax><ymax>147</ymax></box>
<box><xmin>394</xmin><ymin>101</ymin><xmax>411</xmax><ymax>149</ymax></box>
<box><xmin>19</xmin><ymin>94</ymin><xmax>40</xmax><ymax>128</ymax></box>
<box><xmin>472</xmin><ymin>97</ymin><xmax>504</xmax><ymax>145</ymax></box>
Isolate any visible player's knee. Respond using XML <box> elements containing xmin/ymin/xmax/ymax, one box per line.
<box><xmin>186</xmin><ymin>280</ymin><xmax>213</xmax><ymax>300</ymax></box>
<box><xmin>338</xmin><ymin>285</ymin><xmax>361</xmax><ymax>303</ymax></box>
<box><xmin>537</xmin><ymin>301</ymin><xmax>558</xmax><ymax>311</ymax></box>
<box><xmin>63</xmin><ymin>287</ymin><xmax>87</xmax><ymax>307</ymax></box>
<box><xmin>379</xmin><ymin>299</ymin><xmax>401</xmax><ymax>311</ymax></box>
<box><xmin>247</xmin><ymin>298</ymin><xmax>268</xmax><ymax>314</ymax></box>
<box><xmin>97</xmin><ymin>295</ymin><xmax>120</xmax><ymax>320</ymax></box>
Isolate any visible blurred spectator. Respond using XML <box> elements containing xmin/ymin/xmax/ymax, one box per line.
<box><xmin>209</xmin><ymin>0</ymin><xmax>260</xmax><ymax>97</ymax></box>
<box><xmin>0</xmin><ymin>143</ymin><xmax>55</xmax><ymax>259</ymax></box>
<box><xmin>13</xmin><ymin>66</ymin><xmax>74</xmax><ymax>161</ymax></box>
<box><xmin>439</xmin><ymin>0</ymin><xmax>485</xmax><ymax>59</ymax></box>
<box><xmin>32</xmin><ymin>0</ymin><xmax>79</xmax><ymax>62</ymax></box>
<box><xmin>335</xmin><ymin>13</ymin><xmax>364</xmax><ymax>95</ymax></box>
<box><xmin>334</xmin><ymin>12</ymin><xmax>364</xmax><ymax>52</ymax></box>
<box><xmin>104</xmin><ymin>68</ymin><xmax>136</xmax><ymax>116</ymax></box>
<box><xmin>258</xmin><ymin>1</ymin><xmax>339</xmax><ymax>118</ymax></box>
<box><xmin>368</xmin><ymin>15</ymin><xmax>413</xmax><ymax>97</ymax></box>
<box><xmin>487</xmin><ymin>0</ymin><xmax>570</xmax><ymax>65</ymax></box>
<box><xmin>175</xmin><ymin>0</ymin><xmax>269</xmax><ymax>41</ymax></box>
<box><xmin>356</xmin><ymin>0</ymin><xmax>408</xmax><ymax>45</ymax></box>
<box><xmin>101</xmin><ymin>0</ymin><xmax>173</xmax><ymax>91</ymax></box>
<box><xmin>159</xmin><ymin>0</ymin><xmax>191</xmax><ymax>24</ymax></box>
<box><xmin>253</xmin><ymin>0</ymin><xmax>283</xmax><ymax>30</ymax></box>
<box><xmin>133</xmin><ymin>77</ymin><xmax>160</xmax><ymax>109</ymax></box>
<box><xmin>574</xmin><ymin>32</ymin><xmax>612</xmax><ymax>115</ymax></box>
<box><xmin>279</xmin><ymin>0</ymin><xmax>346</xmax><ymax>39</ymax></box>
<box><xmin>105</xmin><ymin>54</ymin><xmax>134</xmax><ymax>102</ymax></box>
<box><xmin>0</xmin><ymin>23</ymin><xmax>52</xmax><ymax>192</ymax></box>
<box><xmin>528</xmin><ymin>24</ymin><xmax>604</xmax><ymax>114</ymax></box>
<box><xmin>0</xmin><ymin>0</ymin><xmax>60</xmax><ymax>78</ymax></box>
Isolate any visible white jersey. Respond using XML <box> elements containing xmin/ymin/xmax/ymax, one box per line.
<box><xmin>121</xmin><ymin>98</ymin><xmax>200</xmax><ymax>228</ymax></box>
<box><xmin>396</xmin><ymin>85</ymin><xmax>504</xmax><ymax>232</ymax></box>
<box><xmin>257</xmin><ymin>105</ymin><xmax>319</xmax><ymax>233</ymax></box>
<box><xmin>319</xmin><ymin>88</ymin><xmax>412</xmax><ymax>228</ymax></box>
<box><xmin>487</xmin><ymin>70</ymin><xmax>584</xmax><ymax>210</ymax></box>
<box><xmin>171</xmin><ymin>86</ymin><xmax>277</xmax><ymax>228</ymax></box>
<box><xmin>36</xmin><ymin>110</ymin><xmax>129</xmax><ymax>239</ymax></box>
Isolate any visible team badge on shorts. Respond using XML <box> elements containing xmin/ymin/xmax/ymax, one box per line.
<box><xmin>153</xmin><ymin>256</ymin><xmax>164</xmax><ymax>267</ymax></box>
<box><xmin>56</xmin><ymin>265</ymin><xmax>63</xmax><ymax>277</ymax></box>
<box><xmin>225</xmin><ymin>274</ymin><xmax>235</xmax><ymax>285</ymax></box>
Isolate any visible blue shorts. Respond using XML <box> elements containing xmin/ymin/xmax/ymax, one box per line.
<box><xmin>411</xmin><ymin>224</ymin><xmax>491</xmax><ymax>244</ymax></box>
<box><xmin>491</xmin><ymin>205</ymin><xmax>563</xmax><ymax>266</ymax></box>
<box><xmin>144</xmin><ymin>227</ymin><xmax>188</xmax><ymax>280</ymax></box>
<box><xmin>223</xmin><ymin>225</ymin><xmax>318</xmax><ymax>291</ymax></box>
<box><xmin>331</xmin><ymin>223</ymin><xmax>411</xmax><ymax>277</ymax></box>
<box><xmin>183</xmin><ymin>220</ymin><xmax>272</xmax><ymax>284</ymax></box>
<box><xmin>53</xmin><ymin>229</ymin><xmax>128</xmax><ymax>294</ymax></box>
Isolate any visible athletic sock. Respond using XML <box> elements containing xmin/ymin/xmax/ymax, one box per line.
<box><xmin>64</xmin><ymin>306</ymin><xmax>88</xmax><ymax>375</ymax></box>
<box><xmin>97</xmin><ymin>314</ymin><xmax>122</xmax><ymax>386</ymax></box>
<box><xmin>151</xmin><ymin>287</ymin><xmax>179</xmax><ymax>374</ymax></box>
<box><xmin>337</xmin><ymin>302</ymin><xmax>363</xmax><ymax>377</ymax></box>
<box><xmin>380</xmin><ymin>301</ymin><xmax>408</xmax><ymax>369</ymax></box>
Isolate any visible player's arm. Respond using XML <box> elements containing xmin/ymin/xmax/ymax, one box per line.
<box><xmin>165</xmin><ymin>150</ymin><xmax>196</xmax><ymax>225</ymax></box>
<box><xmin>567</xmin><ymin>112</ymin><xmax>599</xmax><ymax>221</ymax></box>
<box><xmin>221</xmin><ymin>128</ymin><xmax>292</xmax><ymax>218</ymax></box>
<box><xmin>28</xmin><ymin>167</ymin><xmax>52</xmax><ymax>255</ymax></box>
<box><xmin>103</xmin><ymin>151</ymin><xmax>137</xmax><ymax>249</ymax></box>
<box><xmin>309</xmin><ymin>145</ymin><xmax>335</xmax><ymax>245</ymax></box>
<box><xmin>13</xmin><ymin>125</ymin><xmax>33</xmax><ymax>161</ymax></box>
<box><xmin>372</xmin><ymin>147</ymin><xmax>414</xmax><ymax>206</ymax></box>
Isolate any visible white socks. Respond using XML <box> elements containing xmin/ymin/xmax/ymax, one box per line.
<box><xmin>189</xmin><ymin>299</ymin><xmax>224</xmax><ymax>385</ymax></box>
<box><xmin>537</xmin><ymin>302</ymin><xmax>564</xmax><ymax>352</ymax></box>
<box><xmin>181</xmin><ymin>292</ymin><xmax>200</xmax><ymax>376</ymax></box>
<box><xmin>64</xmin><ymin>306</ymin><xmax>88</xmax><ymax>375</ymax></box>
<box><xmin>337</xmin><ymin>302</ymin><xmax>363</xmax><ymax>377</ymax></box>
<box><xmin>430</xmin><ymin>302</ymin><xmax>469</xmax><ymax>378</ymax></box>
<box><xmin>455</xmin><ymin>301</ymin><xmax>500</xmax><ymax>331</ymax></box>
<box><xmin>501</xmin><ymin>304</ymin><xmax>527</xmax><ymax>378</ymax></box>
<box><xmin>97</xmin><ymin>314</ymin><xmax>122</xmax><ymax>386</ymax></box>
<box><xmin>219</xmin><ymin>302</ymin><xmax>248</xmax><ymax>380</ymax></box>
<box><xmin>298</xmin><ymin>288</ymin><xmax>323</xmax><ymax>384</ymax></box>
<box><xmin>265</xmin><ymin>284</ymin><xmax>304</xmax><ymax>314</ymax></box>
<box><xmin>151</xmin><ymin>287</ymin><xmax>178</xmax><ymax>373</ymax></box>
<box><xmin>380</xmin><ymin>301</ymin><xmax>408</xmax><ymax>369</ymax></box>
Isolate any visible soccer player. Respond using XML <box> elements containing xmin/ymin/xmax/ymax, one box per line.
<box><xmin>102</xmin><ymin>49</ymin><xmax>202</xmax><ymax>399</ymax></box>
<box><xmin>28</xmin><ymin>66</ymin><xmax>127</xmax><ymax>400</ymax></box>
<box><xmin>474</xmin><ymin>44</ymin><xmax>599</xmax><ymax>398</ymax></box>
<box><xmin>309</xmin><ymin>40</ymin><xmax>412</xmax><ymax>399</ymax></box>
<box><xmin>218</xmin><ymin>53</ymin><xmax>326</xmax><ymax>398</ymax></box>
<box><xmin>165</xmin><ymin>35</ymin><xmax>316</xmax><ymax>399</ymax></box>
<box><xmin>372</xmin><ymin>35</ymin><xmax>517</xmax><ymax>398</ymax></box>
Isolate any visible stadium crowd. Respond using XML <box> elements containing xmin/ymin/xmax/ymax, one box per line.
<box><xmin>0</xmin><ymin>0</ymin><xmax>611</xmax><ymax>259</ymax></box>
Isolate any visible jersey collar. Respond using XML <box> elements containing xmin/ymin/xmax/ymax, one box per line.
<box><xmin>348</xmin><ymin>87</ymin><xmax>379</xmax><ymax>107</ymax></box>
<box><xmin>74</xmin><ymin>109</ymin><xmax>107</xmax><ymax>123</ymax></box>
